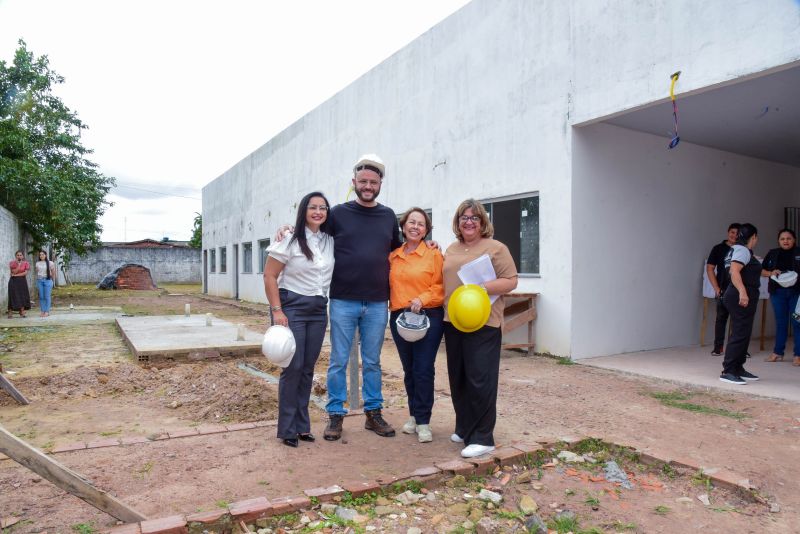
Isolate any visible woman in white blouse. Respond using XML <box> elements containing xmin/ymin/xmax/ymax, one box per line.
<box><xmin>263</xmin><ymin>192</ymin><xmax>335</xmax><ymax>448</ymax></box>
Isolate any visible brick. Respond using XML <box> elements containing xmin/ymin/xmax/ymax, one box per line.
<box><xmin>86</xmin><ymin>438</ymin><xmax>122</xmax><ymax>449</ymax></box>
<box><xmin>342</xmin><ymin>480</ymin><xmax>382</xmax><ymax>497</ymax></box>
<box><xmin>286</xmin><ymin>496</ymin><xmax>312</xmax><ymax>511</ymax></box>
<box><xmin>304</xmin><ymin>485</ymin><xmax>345</xmax><ymax>502</ymax></box>
<box><xmin>167</xmin><ymin>428</ymin><xmax>200</xmax><ymax>439</ymax></box>
<box><xmin>635</xmin><ymin>449</ymin><xmax>670</xmax><ymax>466</ymax></box>
<box><xmin>410</xmin><ymin>466</ymin><xmax>441</xmax><ymax>478</ymax></box>
<box><xmin>376</xmin><ymin>473</ymin><xmax>401</xmax><ymax>485</ymax></box>
<box><xmin>269</xmin><ymin>497</ymin><xmax>293</xmax><ymax>515</ymax></box>
<box><xmin>120</xmin><ymin>436</ymin><xmax>151</xmax><ymax>446</ymax></box>
<box><xmin>670</xmin><ymin>457</ymin><xmax>701</xmax><ymax>471</ymax></box>
<box><xmin>225</xmin><ymin>422</ymin><xmax>257</xmax><ymax>432</ymax></box>
<box><xmin>709</xmin><ymin>468</ymin><xmax>753</xmax><ymax>491</ymax></box>
<box><xmin>229</xmin><ymin>496</ymin><xmax>272</xmax><ymax>522</ymax></box>
<box><xmin>52</xmin><ymin>441</ymin><xmax>87</xmax><ymax>453</ymax></box>
<box><xmin>251</xmin><ymin>420</ymin><xmax>277</xmax><ymax>428</ymax></box>
<box><xmin>196</xmin><ymin>424</ymin><xmax>228</xmax><ymax>435</ymax></box>
<box><xmin>467</xmin><ymin>456</ymin><xmax>497</xmax><ymax>475</ymax></box>
<box><xmin>491</xmin><ymin>447</ymin><xmax>525</xmax><ymax>466</ymax></box>
<box><xmin>185</xmin><ymin>509</ymin><xmax>227</xmax><ymax>524</ymax></box>
<box><xmin>511</xmin><ymin>443</ymin><xmax>543</xmax><ymax>456</ymax></box>
<box><xmin>140</xmin><ymin>515</ymin><xmax>187</xmax><ymax>534</ymax></box>
<box><xmin>100</xmin><ymin>523</ymin><xmax>141</xmax><ymax>534</ymax></box>
<box><xmin>434</xmin><ymin>460</ymin><xmax>475</xmax><ymax>475</ymax></box>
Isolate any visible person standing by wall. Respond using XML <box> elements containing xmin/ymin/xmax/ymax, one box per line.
<box><xmin>322</xmin><ymin>154</ymin><xmax>403</xmax><ymax>441</ymax></box>
<box><xmin>706</xmin><ymin>223</ymin><xmax>740</xmax><ymax>356</ymax></box>
<box><xmin>719</xmin><ymin>223</ymin><xmax>761</xmax><ymax>385</ymax></box>
<box><xmin>35</xmin><ymin>250</ymin><xmax>56</xmax><ymax>317</ymax></box>
<box><xmin>263</xmin><ymin>192</ymin><xmax>335</xmax><ymax>447</ymax></box>
<box><xmin>761</xmin><ymin>228</ymin><xmax>800</xmax><ymax>366</ymax></box>
<box><xmin>388</xmin><ymin>207</ymin><xmax>445</xmax><ymax>443</ymax></box>
<box><xmin>7</xmin><ymin>250</ymin><xmax>31</xmax><ymax>318</ymax></box>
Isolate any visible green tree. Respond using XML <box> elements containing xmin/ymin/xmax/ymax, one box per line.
<box><xmin>189</xmin><ymin>212</ymin><xmax>202</xmax><ymax>248</ymax></box>
<box><xmin>0</xmin><ymin>39</ymin><xmax>114</xmax><ymax>263</ymax></box>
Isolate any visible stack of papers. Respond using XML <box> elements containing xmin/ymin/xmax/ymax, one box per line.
<box><xmin>457</xmin><ymin>254</ymin><xmax>499</xmax><ymax>304</ymax></box>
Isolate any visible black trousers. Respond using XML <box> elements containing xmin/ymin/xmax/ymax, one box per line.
<box><xmin>444</xmin><ymin>322</ymin><xmax>501</xmax><ymax>447</ymax></box>
<box><xmin>389</xmin><ymin>307</ymin><xmax>445</xmax><ymax>425</ymax></box>
<box><xmin>721</xmin><ymin>288</ymin><xmax>758</xmax><ymax>376</ymax></box>
<box><xmin>275</xmin><ymin>289</ymin><xmax>328</xmax><ymax>439</ymax></box>
<box><xmin>713</xmin><ymin>297</ymin><xmax>730</xmax><ymax>351</ymax></box>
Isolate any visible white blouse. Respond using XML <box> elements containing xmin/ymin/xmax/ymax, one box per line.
<box><xmin>267</xmin><ymin>228</ymin><xmax>334</xmax><ymax>297</ymax></box>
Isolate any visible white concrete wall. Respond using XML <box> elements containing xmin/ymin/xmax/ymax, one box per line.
<box><xmin>203</xmin><ymin>0</ymin><xmax>800</xmax><ymax>357</ymax></box>
<box><xmin>571</xmin><ymin>0</ymin><xmax>800</xmax><ymax>125</ymax></box>
<box><xmin>66</xmin><ymin>246</ymin><xmax>201</xmax><ymax>284</ymax></box>
<box><xmin>203</xmin><ymin>0</ymin><xmax>576</xmax><ymax>354</ymax></box>
<box><xmin>571</xmin><ymin>123</ymin><xmax>800</xmax><ymax>359</ymax></box>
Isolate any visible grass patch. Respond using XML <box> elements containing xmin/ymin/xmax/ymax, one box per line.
<box><xmin>496</xmin><ymin>509</ymin><xmax>524</xmax><ymax>520</ymax></box>
<box><xmin>584</xmin><ymin>493</ymin><xmax>600</xmax><ymax>507</ymax></box>
<box><xmin>71</xmin><ymin>524</ymin><xmax>96</xmax><ymax>534</ymax></box>
<box><xmin>340</xmin><ymin>491</ymin><xmax>379</xmax><ymax>508</ymax></box>
<box><xmin>215</xmin><ymin>499</ymin><xmax>230</xmax><ymax>509</ymax></box>
<box><xmin>691</xmin><ymin>470</ymin><xmax>713</xmax><ymax>492</ymax></box>
<box><xmin>648</xmin><ymin>391</ymin><xmax>749</xmax><ymax>420</ymax></box>
<box><xmin>391</xmin><ymin>479</ymin><xmax>424</xmax><ymax>494</ymax></box>
<box><xmin>555</xmin><ymin>356</ymin><xmax>574</xmax><ymax>365</ymax></box>
<box><xmin>572</xmin><ymin>437</ymin><xmax>609</xmax><ymax>455</ymax></box>
<box><xmin>548</xmin><ymin>515</ymin><xmax>580</xmax><ymax>533</ymax></box>
<box><xmin>98</xmin><ymin>429</ymin><xmax>122</xmax><ymax>437</ymax></box>
<box><xmin>611</xmin><ymin>521</ymin><xmax>638</xmax><ymax>531</ymax></box>
<box><xmin>654</xmin><ymin>505</ymin><xmax>671</xmax><ymax>515</ymax></box>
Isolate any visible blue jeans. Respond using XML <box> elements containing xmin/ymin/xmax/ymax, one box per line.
<box><xmin>389</xmin><ymin>307</ymin><xmax>444</xmax><ymax>425</ymax></box>
<box><xmin>770</xmin><ymin>288</ymin><xmax>800</xmax><ymax>356</ymax></box>
<box><xmin>37</xmin><ymin>279</ymin><xmax>53</xmax><ymax>313</ymax></box>
<box><xmin>326</xmin><ymin>299</ymin><xmax>388</xmax><ymax>415</ymax></box>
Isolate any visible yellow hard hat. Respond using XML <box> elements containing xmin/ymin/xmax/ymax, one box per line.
<box><xmin>448</xmin><ymin>284</ymin><xmax>491</xmax><ymax>333</ymax></box>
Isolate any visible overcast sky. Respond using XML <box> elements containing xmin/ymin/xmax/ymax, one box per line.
<box><xmin>0</xmin><ymin>0</ymin><xmax>470</xmax><ymax>242</ymax></box>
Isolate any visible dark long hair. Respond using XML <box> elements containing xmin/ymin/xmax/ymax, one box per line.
<box><xmin>736</xmin><ymin>223</ymin><xmax>758</xmax><ymax>246</ymax></box>
<box><xmin>39</xmin><ymin>250</ymin><xmax>51</xmax><ymax>280</ymax></box>
<box><xmin>289</xmin><ymin>192</ymin><xmax>331</xmax><ymax>261</ymax></box>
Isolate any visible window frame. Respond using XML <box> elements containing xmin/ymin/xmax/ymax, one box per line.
<box><xmin>210</xmin><ymin>249</ymin><xmax>216</xmax><ymax>273</ymax></box>
<box><xmin>480</xmin><ymin>192</ymin><xmax>540</xmax><ymax>277</ymax></box>
<box><xmin>257</xmin><ymin>238</ymin><xmax>271</xmax><ymax>274</ymax></box>
<box><xmin>219</xmin><ymin>246</ymin><xmax>227</xmax><ymax>274</ymax></box>
<box><xmin>242</xmin><ymin>242</ymin><xmax>253</xmax><ymax>274</ymax></box>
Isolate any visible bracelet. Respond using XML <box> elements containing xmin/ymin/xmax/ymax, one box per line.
<box><xmin>272</xmin><ymin>306</ymin><xmax>282</xmax><ymax>311</ymax></box>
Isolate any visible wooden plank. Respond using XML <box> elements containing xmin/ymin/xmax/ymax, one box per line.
<box><xmin>503</xmin><ymin>300</ymin><xmax>531</xmax><ymax>317</ymax></box>
<box><xmin>503</xmin><ymin>307</ymin><xmax>537</xmax><ymax>334</ymax></box>
<box><xmin>700</xmin><ymin>298</ymin><xmax>708</xmax><ymax>346</ymax></box>
<box><xmin>507</xmin><ymin>292</ymin><xmax>539</xmax><ymax>298</ymax></box>
<box><xmin>0</xmin><ymin>425</ymin><xmax>147</xmax><ymax>523</ymax></box>
<box><xmin>0</xmin><ymin>374</ymin><xmax>29</xmax><ymax>405</ymax></box>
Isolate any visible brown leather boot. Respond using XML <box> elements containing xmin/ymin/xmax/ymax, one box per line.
<box><xmin>364</xmin><ymin>409</ymin><xmax>395</xmax><ymax>437</ymax></box>
<box><xmin>323</xmin><ymin>414</ymin><xmax>344</xmax><ymax>441</ymax></box>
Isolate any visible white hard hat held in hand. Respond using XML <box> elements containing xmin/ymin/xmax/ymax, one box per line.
<box><xmin>262</xmin><ymin>325</ymin><xmax>296</xmax><ymax>368</ymax></box>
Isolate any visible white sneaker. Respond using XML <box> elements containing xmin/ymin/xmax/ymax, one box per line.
<box><xmin>450</xmin><ymin>433</ymin><xmax>464</xmax><ymax>443</ymax></box>
<box><xmin>402</xmin><ymin>417</ymin><xmax>417</xmax><ymax>434</ymax></box>
<box><xmin>461</xmin><ymin>444</ymin><xmax>495</xmax><ymax>458</ymax></box>
<box><xmin>417</xmin><ymin>424</ymin><xmax>432</xmax><ymax>443</ymax></box>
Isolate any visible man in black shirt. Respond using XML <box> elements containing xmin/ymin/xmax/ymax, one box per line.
<box><xmin>322</xmin><ymin>154</ymin><xmax>403</xmax><ymax>441</ymax></box>
<box><xmin>706</xmin><ymin>223</ymin><xmax>740</xmax><ymax>355</ymax></box>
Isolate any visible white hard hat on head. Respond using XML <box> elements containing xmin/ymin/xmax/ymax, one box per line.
<box><xmin>353</xmin><ymin>154</ymin><xmax>385</xmax><ymax>178</ymax></box>
<box><xmin>262</xmin><ymin>325</ymin><xmax>296</xmax><ymax>368</ymax></box>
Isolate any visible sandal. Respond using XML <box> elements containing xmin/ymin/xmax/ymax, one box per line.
<box><xmin>765</xmin><ymin>354</ymin><xmax>784</xmax><ymax>362</ymax></box>
<box><xmin>793</xmin><ymin>357</ymin><xmax>800</xmax><ymax>367</ymax></box>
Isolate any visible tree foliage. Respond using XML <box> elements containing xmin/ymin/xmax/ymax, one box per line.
<box><xmin>0</xmin><ymin>39</ymin><xmax>114</xmax><ymax>262</ymax></box>
<box><xmin>189</xmin><ymin>212</ymin><xmax>202</xmax><ymax>248</ymax></box>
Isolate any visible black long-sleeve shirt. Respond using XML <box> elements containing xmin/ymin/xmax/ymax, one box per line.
<box><xmin>328</xmin><ymin>201</ymin><xmax>402</xmax><ymax>301</ymax></box>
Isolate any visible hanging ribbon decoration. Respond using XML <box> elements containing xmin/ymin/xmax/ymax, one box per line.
<box><xmin>668</xmin><ymin>71</ymin><xmax>681</xmax><ymax>149</ymax></box>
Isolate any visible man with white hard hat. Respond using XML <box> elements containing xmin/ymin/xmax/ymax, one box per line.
<box><xmin>320</xmin><ymin>153</ymin><xmax>401</xmax><ymax>441</ymax></box>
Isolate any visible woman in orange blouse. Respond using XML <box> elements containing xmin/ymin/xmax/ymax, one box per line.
<box><xmin>389</xmin><ymin>207</ymin><xmax>445</xmax><ymax>443</ymax></box>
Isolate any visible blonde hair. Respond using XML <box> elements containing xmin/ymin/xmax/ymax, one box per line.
<box><xmin>452</xmin><ymin>199</ymin><xmax>493</xmax><ymax>242</ymax></box>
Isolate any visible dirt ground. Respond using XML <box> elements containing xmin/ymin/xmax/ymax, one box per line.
<box><xmin>1</xmin><ymin>285</ymin><xmax>799</xmax><ymax>532</ymax></box>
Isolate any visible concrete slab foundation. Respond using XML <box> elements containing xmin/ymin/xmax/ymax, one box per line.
<box><xmin>116</xmin><ymin>315</ymin><xmax>263</xmax><ymax>365</ymax></box>
<box><xmin>579</xmin><ymin>340</ymin><xmax>800</xmax><ymax>403</ymax></box>
<box><xmin>0</xmin><ymin>306</ymin><xmax>123</xmax><ymax>328</ymax></box>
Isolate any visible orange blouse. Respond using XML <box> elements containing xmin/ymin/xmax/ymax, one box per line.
<box><xmin>388</xmin><ymin>244</ymin><xmax>444</xmax><ymax>312</ymax></box>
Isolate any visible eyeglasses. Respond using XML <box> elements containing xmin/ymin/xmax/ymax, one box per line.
<box><xmin>459</xmin><ymin>215</ymin><xmax>481</xmax><ymax>223</ymax></box>
<box><xmin>307</xmin><ymin>205</ymin><xmax>328</xmax><ymax>212</ymax></box>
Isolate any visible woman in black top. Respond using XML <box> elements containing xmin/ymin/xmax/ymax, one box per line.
<box><xmin>720</xmin><ymin>223</ymin><xmax>761</xmax><ymax>385</ymax></box>
<box><xmin>761</xmin><ymin>228</ymin><xmax>800</xmax><ymax>365</ymax></box>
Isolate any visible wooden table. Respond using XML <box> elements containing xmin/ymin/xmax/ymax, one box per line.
<box><xmin>501</xmin><ymin>292</ymin><xmax>538</xmax><ymax>356</ymax></box>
